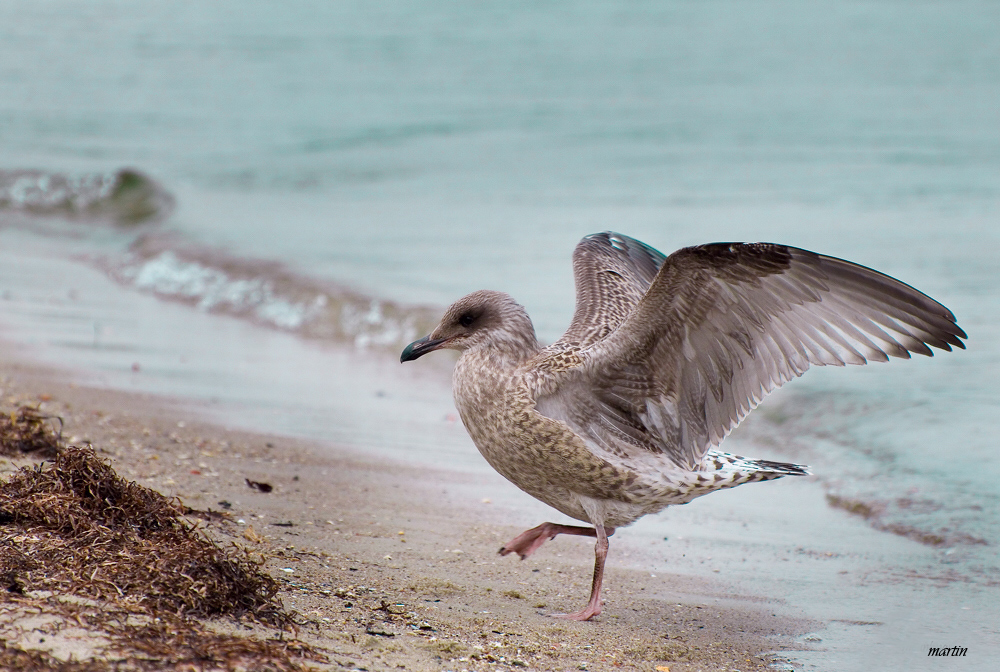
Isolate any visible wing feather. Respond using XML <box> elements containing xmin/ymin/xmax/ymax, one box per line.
<box><xmin>557</xmin><ymin>232</ymin><xmax>667</xmax><ymax>348</ymax></box>
<box><xmin>535</xmin><ymin>238</ymin><xmax>967</xmax><ymax>470</ymax></box>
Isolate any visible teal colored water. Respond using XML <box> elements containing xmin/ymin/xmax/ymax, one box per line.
<box><xmin>1</xmin><ymin>2</ymin><xmax>998</xmax><ymax>668</ymax></box>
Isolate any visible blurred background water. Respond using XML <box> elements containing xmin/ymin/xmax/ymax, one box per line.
<box><xmin>1</xmin><ymin>2</ymin><xmax>998</xmax><ymax>669</ymax></box>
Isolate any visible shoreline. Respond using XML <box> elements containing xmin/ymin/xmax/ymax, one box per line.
<box><xmin>0</xmin><ymin>355</ymin><xmax>814</xmax><ymax>671</ymax></box>
<box><xmin>3</xmin><ymin>236</ymin><xmax>995</xmax><ymax>670</ymax></box>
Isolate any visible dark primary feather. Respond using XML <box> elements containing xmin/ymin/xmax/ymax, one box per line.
<box><xmin>537</xmin><ymin>235</ymin><xmax>967</xmax><ymax>471</ymax></box>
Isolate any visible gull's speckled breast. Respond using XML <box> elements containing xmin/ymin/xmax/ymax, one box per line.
<box><xmin>453</xmin><ymin>348</ymin><xmax>631</xmax><ymax>521</ymax></box>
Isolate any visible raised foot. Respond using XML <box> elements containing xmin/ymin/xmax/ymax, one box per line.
<box><xmin>498</xmin><ymin>523</ymin><xmax>557</xmax><ymax>559</ymax></box>
<box><xmin>499</xmin><ymin>522</ymin><xmax>603</xmax><ymax>560</ymax></box>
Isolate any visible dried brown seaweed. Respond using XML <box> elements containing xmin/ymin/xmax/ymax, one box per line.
<box><xmin>0</xmin><ymin>446</ymin><xmax>326</xmax><ymax>670</ymax></box>
<box><xmin>0</xmin><ymin>405</ymin><xmax>63</xmax><ymax>458</ymax></box>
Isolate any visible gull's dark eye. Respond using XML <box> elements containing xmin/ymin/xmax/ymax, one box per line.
<box><xmin>459</xmin><ymin>313</ymin><xmax>476</xmax><ymax>328</ymax></box>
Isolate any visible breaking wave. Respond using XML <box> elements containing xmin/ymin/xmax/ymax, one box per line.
<box><xmin>0</xmin><ymin>168</ymin><xmax>174</xmax><ymax>225</ymax></box>
<box><xmin>106</xmin><ymin>234</ymin><xmax>439</xmax><ymax>351</ymax></box>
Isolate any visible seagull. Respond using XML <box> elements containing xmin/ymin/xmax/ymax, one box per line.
<box><xmin>400</xmin><ymin>232</ymin><xmax>966</xmax><ymax>620</ymax></box>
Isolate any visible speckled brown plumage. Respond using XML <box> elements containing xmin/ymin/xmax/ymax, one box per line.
<box><xmin>401</xmin><ymin>232</ymin><xmax>966</xmax><ymax>620</ymax></box>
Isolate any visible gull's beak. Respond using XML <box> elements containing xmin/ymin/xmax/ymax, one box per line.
<box><xmin>400</xmin><ymin>335</ymin><xmax>448</xmax><ymax>363</ymax></box>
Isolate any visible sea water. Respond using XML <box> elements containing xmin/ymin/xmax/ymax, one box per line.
<box><xmin>1</xmin><ymin>2</ymin><xmax>998</xmax><ymax>669</ymax></box>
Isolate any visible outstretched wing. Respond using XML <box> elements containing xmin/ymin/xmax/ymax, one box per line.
<box><xmin>538</xmin><ymin>242</ymin><xmax>967</xmax><ymax>471</ymax></box>
<box><xmin>555</xmin><ymin>232</ymin><xmax>666</xmax><ymax>349</ymax></box>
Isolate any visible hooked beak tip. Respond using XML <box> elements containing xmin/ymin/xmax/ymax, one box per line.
<box><xmin>400</xmin><ymin>335</ymin><xmax>447</xmax><ymax>363</ymax></box>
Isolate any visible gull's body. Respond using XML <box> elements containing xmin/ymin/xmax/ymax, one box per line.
<box><xmin>401</xmin><ymin>232</ymin><xmax>965</xmax><ymax>620</ymax></box>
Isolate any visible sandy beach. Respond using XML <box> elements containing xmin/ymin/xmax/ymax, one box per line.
<box><xmin>0</xmin><ymin>353</ymin><xmax>815</xmax><ymax>671</ymax></box>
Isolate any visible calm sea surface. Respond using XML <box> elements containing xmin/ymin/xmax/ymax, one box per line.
<box><xmin>1</xmin><ymin>2</ymin><xmax>998</xmax><ymax>669</ymax></box>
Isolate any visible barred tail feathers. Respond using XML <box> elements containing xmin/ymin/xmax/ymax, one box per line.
<box><xmin>704</xmin><ymin>450</ymin><xmax>811</xmax><ymax>479</ymax></box>
<box><xmin>663</xmin><ymin>450</ymin><xmax>810</xmax><ymax>506</ymax></box>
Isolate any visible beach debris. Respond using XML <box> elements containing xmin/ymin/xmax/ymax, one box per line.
<box><xmin>0</xmin><ymin>615</ymin><xmax>324</xmax><ymax>672</ymax></box>
<box><xmin>0</xmin><ymin>405</ymin><xmax>63</xmax><ymax>458</ymax></box>
<box><xmin>376</xmin><ymin>599</ymin><xmax>407</xmax><ymax>615</ymax></box>
<box><xmin>365</xmin><ymin>623</ymin><xmax>396</xmax><ymax>638</ymax></box>
<box><xmin>245</xmin><ymin>478</ymin><xmax>273</xmax><ymax>492</ymax></box>
<box><xmin>243</xmin><ymin>525</ymin><xmax>264</xmax><ymax>543</ymax></box>
<box><xmin>0</xmin><ymin>446</ymin><xmax>281</xmax><ymax>620</ymax></box>
<box><xmin>181</xmin><ymin>504</ymin><xmax>230</xmax><ymax>523</ymax></box>
<box><xmin>0</xmin><ymin>446</ymin><xmax>325</xmax><ymax>669</ymax></box>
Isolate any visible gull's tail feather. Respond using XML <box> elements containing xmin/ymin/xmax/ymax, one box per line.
<box><xmin>748</xmin><ymin>458</ymin><xmax>811</xmax><ymax>476</ymax></box>
<box><xmin>705</xmin><ymin>450</ymin><xmax>811</xmax><ymax>478</ymax></box>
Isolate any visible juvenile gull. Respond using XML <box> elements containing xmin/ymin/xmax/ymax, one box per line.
<box><xmin>400</xmin><ymin>232</ymin><xmax>966</xmax><ymax>620</ymax></box>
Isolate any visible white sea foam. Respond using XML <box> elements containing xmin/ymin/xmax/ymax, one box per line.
<box><xmin>116</xmin><ymin>249</ymin><xmax>433</xmax><ymax>349</ymax></box>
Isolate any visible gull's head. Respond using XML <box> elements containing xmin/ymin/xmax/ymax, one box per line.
<box><xmin>400</xmin><ymin>290</ymin><xmax>538</xmax><ymax>363</ymax></box>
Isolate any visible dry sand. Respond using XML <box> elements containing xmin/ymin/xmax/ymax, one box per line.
<box><xmin>0</xmin><ymin>357</ymin><xmax>815</xmax><ymax>671</ymax></box>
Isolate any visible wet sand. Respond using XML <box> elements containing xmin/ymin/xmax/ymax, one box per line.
<box><xmin>0</xmin><ymin>356</ymin><xmax>814</xmax><ymax>671</ymax></box>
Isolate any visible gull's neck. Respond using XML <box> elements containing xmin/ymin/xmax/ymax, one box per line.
<box><xmin>464</xmin><ymin>325</ymin><xmax>541</xmax><ymax>371</ymax></box>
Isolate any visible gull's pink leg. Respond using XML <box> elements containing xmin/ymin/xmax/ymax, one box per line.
<box><xmin>551</xmin><ymin>524</ymin><xmax>610</xmax><ymax>621</ymax></box>
<box><xmin>499</xmin><ymin>522</ymin><xmax>615</xmax><ymax>560</ymax></box>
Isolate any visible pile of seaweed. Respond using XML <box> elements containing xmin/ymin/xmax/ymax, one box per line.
<box><xmin>0</xmin><ymin>406</ymin><xmax>62</xmax><ymax>458</ymax></box>
<box><xmin>0</xmin><ymin>407</ymin><xmax>325</xmax><ymax>671</ymax></box>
